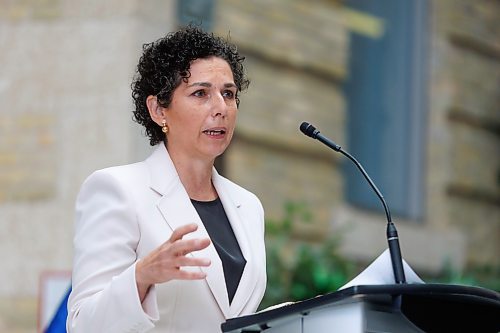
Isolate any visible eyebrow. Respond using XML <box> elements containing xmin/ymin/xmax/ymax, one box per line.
<box><xmin>187</xmin><ymin>82</ymin><xmax>238</xmax><ymax>89</ymax></box>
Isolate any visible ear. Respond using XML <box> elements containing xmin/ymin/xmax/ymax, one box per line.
<box><xmin>146</xmin><ymin>95</ymin><xmax>165</xmax><ymax>125</ymax></box>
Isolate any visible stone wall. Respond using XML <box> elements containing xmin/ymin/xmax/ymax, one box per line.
<box><xmin>214</xmin><ymin>0</ymin><xmax>348</xmax><ymax>234</ymax></box>
<box><xmin>0</xmin><ymin>0</ymin><xmax>175</xmax><ymax>331</ymax></box>
<box><xmin>215</xmin><ymin>0</ymin><xmax>498</xmax><ymax>272</ymax></box>
<box><xmin>428</xmin><ymin>0</ymin><xmax>500</xmax><ymax>266</ymax></box>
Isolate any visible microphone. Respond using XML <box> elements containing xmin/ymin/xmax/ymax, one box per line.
<box><xmin>300</xmin><ymin>121</ymin><xmax>406</xmax><ymax>284</ymax></box>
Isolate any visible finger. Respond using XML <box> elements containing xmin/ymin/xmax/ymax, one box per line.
<box><xmin>169</xmin><ymin>223</ymin><xmax>199</xmax><ymax>243</ymax></box>
<box><xmin>170</xmin><ymin>238</ymin><xmax>211</xmax><ymax>256</ymax></box>
<box><xmin>174</xmin><ymin>256</ymin><xmax>211</xmax><ymax>268</ymax></box>
<box><xmin>172</xmin><ymin>269</ymin><xmax>207</xmax><ymax>280</ymax></box>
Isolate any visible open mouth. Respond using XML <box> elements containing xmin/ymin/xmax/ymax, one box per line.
<box><xmin>203</xmin><ymin>129</ymin><xmax>226</xmax><ymax>136</ymax></box>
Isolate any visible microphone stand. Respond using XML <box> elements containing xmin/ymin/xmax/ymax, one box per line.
<box><xmin>300</xmin><ymin>122</ymin><xmax>406</xmax><ymax>284</ymax></box>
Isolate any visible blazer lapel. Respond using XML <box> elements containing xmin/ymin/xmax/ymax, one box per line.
<box><xmin>145</xmin><ymin>145</ymin><xmax>230</xmax><ymax>317</ymax></box>
<box><xmin>212</xmin><ymin>170</ymin><xmax>259</xmax><ymax>317</ymax></box>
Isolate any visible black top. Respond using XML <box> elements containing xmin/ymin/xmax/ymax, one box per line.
<box><xmin>191</xmin><ymin>197</ymin><xmax>246</xmax><ymax>304</ymax></box>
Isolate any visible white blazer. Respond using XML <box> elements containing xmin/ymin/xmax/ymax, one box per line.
<box><xmin>67</xmin><ymin>144</ymin><xmax>266</xmax><ymax>333</ymax></box>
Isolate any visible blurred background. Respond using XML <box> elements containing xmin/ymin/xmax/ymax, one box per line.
<box><xmin>0</xmin><ymin>0</ymin><xmax>498</xmax><ymax>331</ymax></box>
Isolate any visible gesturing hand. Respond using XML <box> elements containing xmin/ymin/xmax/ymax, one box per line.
<box><xmin>135</xmin><ymin>223</ymin><xmax>211</xmax><ymax>302</ymax></box>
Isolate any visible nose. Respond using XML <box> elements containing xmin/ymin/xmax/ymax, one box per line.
<box><xmin>211</xmin><ymin>92</ymin><xmax>228</xmax><ymax>118</ymax></box>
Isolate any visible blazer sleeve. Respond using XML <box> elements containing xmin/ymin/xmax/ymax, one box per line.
<box><xmin>67</xmin><ymin>170</ymin><xmax>159</xmax><ymax>333</ymax></box>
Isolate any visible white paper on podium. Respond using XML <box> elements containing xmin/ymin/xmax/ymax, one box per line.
<box><xmin>340</xmin><ymin>249</ymin><xmax>424</xmax><ymax>290</ymax></box>
<box><xmin>259</xmin><ymin>249</ymin><xmax>423</xmax><ymax>313</ymax></box>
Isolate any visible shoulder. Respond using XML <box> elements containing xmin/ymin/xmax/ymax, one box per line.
<box><xmin>82</xmin><ymin>162</ymin><xmax>148</xmax><ymax>190</ymax></box>
<box><xmin>76</xmin><ymin>162</ymin><xmax>150</xmax><ymax>207</ymax></box>
<box><xmin>92</xmin><ymin>161</ymin><xmax>147</xmax><ymax>181</ymax></box>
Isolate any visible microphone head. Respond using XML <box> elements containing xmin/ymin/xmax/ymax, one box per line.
<box><xmin>300</xmin><ymin>122</ymin><xmax>317</xmax><ymax>138</ymax></box>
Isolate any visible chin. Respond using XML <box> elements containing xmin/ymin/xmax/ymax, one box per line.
<box><xmin>203</xmin><ymin>147</ymin><xmax>228</xmax><ymax>161</ymax></box>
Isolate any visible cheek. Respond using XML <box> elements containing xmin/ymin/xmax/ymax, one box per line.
<box><xmin>229</xmin><ymin>108</ymin><xmax>238</xmax><ymax>121</ymax></box>
<box><xmin>226</xmin><ymin>116</ymin><xmax>237</xmax><ymax>133</ymax></box>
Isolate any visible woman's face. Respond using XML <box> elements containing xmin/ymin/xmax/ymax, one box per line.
<box><xmin>163</xmin><ymin>57</ymin><xmax>238</xmax><ymax>162</ymax></box>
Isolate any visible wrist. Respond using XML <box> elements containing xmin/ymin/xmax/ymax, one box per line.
<box><xmin>135</xmin><ymin>260</ymin><xmax>152</xmax><ymax>302</ymax></box>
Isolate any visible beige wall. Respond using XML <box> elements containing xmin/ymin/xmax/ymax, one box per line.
<box><xmin>427</xmin><ymin>0</ymin><xmax>500</xmax><ymax>266</ymax></box>
<box><xmin>217</xmin><ymin>0</ymin><xmax>499</xmax><ymax>273</ymax></box>
<box><xmin>0</xmin><ymin>0</ymin><xmax>175</xmax><ymax>331</ymax></box>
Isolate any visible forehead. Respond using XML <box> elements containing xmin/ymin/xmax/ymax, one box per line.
<box><xmin>187</xmin><ymin>57</ymin><xmax>234</xmax><ymax>81</ymax></box>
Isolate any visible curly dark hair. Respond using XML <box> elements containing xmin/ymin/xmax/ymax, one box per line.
<box><xmin>131</xmin><ymin>26</ymin><xmax>250</xmax><ymax>146</ymax></box>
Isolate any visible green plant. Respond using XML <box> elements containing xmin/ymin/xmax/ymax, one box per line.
<box><xmin>426</xmin><ymin>260</ymin><xmax>500</xmax><ymax>292</ymax></box>
<box><xmin>261</xmin><ymin>203</ymin><xmax>499</xmax><ymax>310</ymax></box>
<box><xmin>261</xmin><ymin>201</ymin><xmax>355</xmax><ymax>309</ymax></box>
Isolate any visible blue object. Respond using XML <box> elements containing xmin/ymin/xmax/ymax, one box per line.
<box><xmin>45</xmin><ymin>286</ymin><xmax>71</xmax><ymax>333</ymax></box>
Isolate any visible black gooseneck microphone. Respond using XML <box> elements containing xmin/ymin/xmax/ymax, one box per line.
<box><xmin>300</xmin><ymin>121</ymin><xmax>406</xmax><ymax>284</ymax></box>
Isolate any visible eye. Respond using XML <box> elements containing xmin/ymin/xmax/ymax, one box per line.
<box><xmin>222</xmin><ymin>90</ymin><xmax>235</xmax><ymax>99</ymax></box>
<box><xmin>192</xmin><ymin>89</ymin><xmax>206</xmax><ymax>97</ymax></box>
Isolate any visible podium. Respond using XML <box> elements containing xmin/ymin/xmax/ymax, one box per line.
<box><xmin>222</xmin><ymin>284</ymin><xmax>500</xmax><ymax>332</ymax></box>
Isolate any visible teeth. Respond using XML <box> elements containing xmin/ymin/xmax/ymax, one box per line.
<box><xmin>204</xmin><ymin>130</ymin><xmax>224</xmax><ymax>135</ymax></box>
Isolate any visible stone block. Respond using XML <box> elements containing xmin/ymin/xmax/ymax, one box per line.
<box><xmin>0</xmin><ymin>0</ymin><xmax>61</xmax><ymax>21</ymax></box>
<box><xmin>237</xmin><ymin>55</ymin><xmax>346</xmax><ymax>154</ymax></box>
<box><xmin>448</xmin><ymin>197</ymin><xmax>500</xmax><ymax>266</ymax></box>
<box><xmin>226</xmin><ymin>137</ymin><xmax>342</xmax><ymax>231</ymax></box>
<box><xmin>0</xmin><ymin>113</ymin><xmax>56</xmax><ymax>202</ymax></box>
<box><xmin>331</xmin><ymin>205</ymin><xmax>467</xmax><ymax>273</ymax></box>
<box><xmin>214</xmin><ymin>0</ymin><xmax>348</xmax><ymax>79</ymax></box>
<box><xmin>447</xmin><ymin>0</ymin><xmax>500</xmax><ymax>50</ymax></box>
<box><xmin>449</xmin><ymin>122</ymin><xmax>500</xmax><ymax>197</ymax></box>
<box><xmin>449</xmin><ymin>46</ymin><xmax>500</xmax><ymax>124</ymax></box>
<box><xmin>0</xmin><ymin>297</ymin><xmax>37</xmax><ymax>333</ymax></box>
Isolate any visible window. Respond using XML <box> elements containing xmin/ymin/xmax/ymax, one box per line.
<box><xmin>177</xmin><ymin>0</ymin><xmax>215</xmax><ymax>31</ymax></box>
<box><xmin>344</xmin><ymin>0</ymin><xmax>428</xmax><ymax>220</ymax></box>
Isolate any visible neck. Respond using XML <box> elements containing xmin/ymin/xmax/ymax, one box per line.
<box><xmin>166</xmin><ymin>145</ymin><xmax>218</xmax><ymax>201</ymax></box>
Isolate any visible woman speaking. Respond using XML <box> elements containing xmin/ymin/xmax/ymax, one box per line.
<box><xmin>67</xmin><ymin>26</ymin><xmax>266</xmax><ymax>333</ymax></box>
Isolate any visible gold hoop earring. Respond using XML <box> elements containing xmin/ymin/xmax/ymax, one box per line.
<box><xmin>161</xmin><ymin>120</ymin><xmax>169</xmax><ymax>134</ymax></box>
